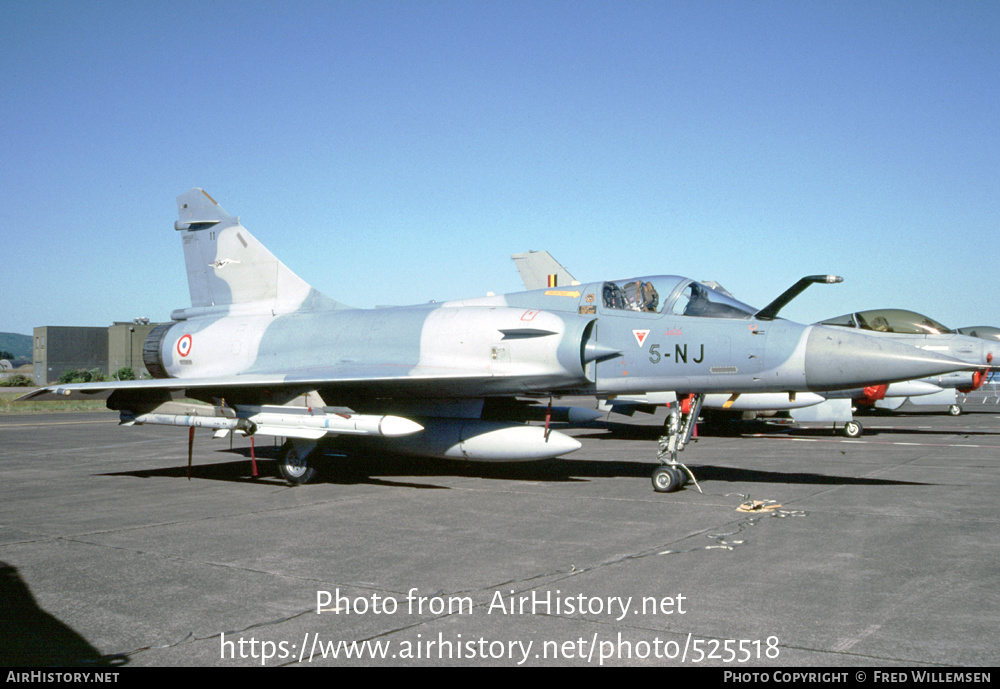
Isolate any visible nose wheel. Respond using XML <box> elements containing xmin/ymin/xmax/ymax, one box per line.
<box><xmin>652</xmin><ymin>465</ymin><xmax>689</xmax><ymax>493</ymax></box>
<box><xmin>842</xmin><ymin>420</ymin><xmax>863</xmax><ymax>438</ymax></box>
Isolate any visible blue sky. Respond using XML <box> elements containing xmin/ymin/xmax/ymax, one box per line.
<box><xmin>2</xmin><ymin>0</ymin><xmax>997</xmax><ymax>336</ymax></box>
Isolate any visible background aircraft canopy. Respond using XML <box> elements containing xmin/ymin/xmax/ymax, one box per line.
<box><xmin>957</xmin><ymin>326</ymin><xmax>1000</xmax><ymax>343</ymax></box>
<box><xmin>821</xmin><ymin>309</ymin><xmax>953</xmax><ymax>335</ymax></box>
<box><xmin>600</xmin><ymin>276</ymin><xmax>757</xmax><ymax>319</ymax></box>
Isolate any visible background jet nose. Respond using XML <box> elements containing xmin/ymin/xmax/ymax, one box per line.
<box><xmin>804</xmin><ymin>326</ymin><xmax>976</xmax><ymax>391</ymax></box>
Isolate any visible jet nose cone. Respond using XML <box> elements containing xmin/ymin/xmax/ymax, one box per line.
<box><xmin>804</xmin><ymin>326</ymin><xmax>977</xmax><ymax>392</ymax></box>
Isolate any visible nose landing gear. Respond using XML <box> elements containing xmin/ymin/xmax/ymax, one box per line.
<box><xmin>653</xmin><ymin>394</ymin><xmax>704</xmax><ymax>493</ymax></box>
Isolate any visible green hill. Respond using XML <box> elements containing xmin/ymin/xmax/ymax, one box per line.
<box><xmin>0</xmin><ymin>332</ymin><xmax>32</xmax><ymax>359</ymax></box>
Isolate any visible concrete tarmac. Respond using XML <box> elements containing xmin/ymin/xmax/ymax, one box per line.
<box><xmin>1</xmin><ymin>405</ymin><xmax>998</xmax><ymax>667</ymax></box>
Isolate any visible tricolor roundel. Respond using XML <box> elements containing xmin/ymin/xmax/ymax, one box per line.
<box><xmin>176</xmin><ymin>334</ymin><xmax>193</xmax><ymax>357</ymax></box>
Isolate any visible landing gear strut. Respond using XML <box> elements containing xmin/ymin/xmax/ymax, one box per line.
<box><xmin>653</xmin><ymin>394</ymin><xmax>704</xmax><ymax>493</ymax></box>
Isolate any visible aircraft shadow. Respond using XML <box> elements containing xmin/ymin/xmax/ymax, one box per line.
<box><xmin>101</xmin><ymin>445</ymin><xmax>926</xmax><ymax>490</ymax></box>
<box><xmin>0</xmin><ymin>561</ymin><xmax>128</xmax><ymax>666</ymax></box>
<box><xmin>102</xmin><ymin>449</ymin><xmax>616</xmax><ymax>488</ymax></box>
<box><xmin>685</xmin><ymin>465</ymin><xmax>926</xmax><ymax>488</ymax></box>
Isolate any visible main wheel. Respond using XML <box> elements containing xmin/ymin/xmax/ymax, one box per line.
<box><xmin>277</xmin><ymin>441</ymin><xmax>318</xmax><ymax>485</ymax></box>
<box><xmin>842</xmin><ymin>420</ymin><xmax>862</xmax><ymax>438</ymax></box>
<box><xmin>652</xmin><ymin>465</ymin><xmax>683</xmax><ymax>493</ymax></box>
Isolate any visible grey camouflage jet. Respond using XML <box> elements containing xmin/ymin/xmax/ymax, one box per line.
<box><xmin>20</xmin><ymin>189</ymin><xmax>979</xmax><ymax>492</ymax></box>
<box><xmin>511</xmin><ymin>250</ymin><xmax>997</xmax><ymax>437</ymax></box>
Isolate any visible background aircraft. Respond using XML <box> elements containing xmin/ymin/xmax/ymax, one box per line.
<box><xmin>791</xmin><ymin>309</ymin><xmax>996</xmax><ymax>429</ymax></box>
<box><xmin>19</xmin><ymin>191</ymin><xmax>976</xmax><ymax>493</ymax></box>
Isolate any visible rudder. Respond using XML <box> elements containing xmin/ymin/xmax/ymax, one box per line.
<box><xmin>173</xmin><ymin>188</ymin><xmax>347</xmax><ymax>317</ymax></box>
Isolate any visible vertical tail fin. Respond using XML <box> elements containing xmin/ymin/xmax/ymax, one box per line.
<box><xmin>511</xmin><ymin>250</ymin><xmax>581</xmax><ymax>290</ymax></box>
<box><xmin>172</xmin><ymin>188</ymin><xmax>348</xmax><ymax>318</ymax></box>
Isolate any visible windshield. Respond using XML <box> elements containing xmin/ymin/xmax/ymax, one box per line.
<box><xmin>599</xmin><ymin>276</ymin><xmax>757</xmax><ymax>319</ymax></box>
<box><xmin>669</xmin><ymin>281</ymin><xmax>756</xmax><ymax>319</ymax></box>
<box><xmin>821</xmin><ymin>309</ymin><xmax>953</xmax><ymax>335</ymax></box>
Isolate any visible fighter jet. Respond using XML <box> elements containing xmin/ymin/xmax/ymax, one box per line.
<box><xmin>956</xmin><ymin>327</ymin><xmax>1000</xmax><ymax>393</ymax></box>
<box><xmin>795</xmin><ymin>309</ymin><xmax>996</xmax><ymax>422</ymax></box>
<box><xmin>510</xmin><ymin>251</ymin><xmax>997</xmax><ymax>436</ymax></box>
<box><xmin>19</xmin><ymin>190</ymin><xmax>978</xmax><ymax>493</ymax></box>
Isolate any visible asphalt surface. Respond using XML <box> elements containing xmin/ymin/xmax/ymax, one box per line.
<box><xmin>1</xmin><ymin>404</ymin><xmax>998</xmax><ymax>667</ymax></box>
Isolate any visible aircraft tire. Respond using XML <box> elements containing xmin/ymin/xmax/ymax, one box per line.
<box><xmin>949</xmin><ymin>404</ymin><xmax>962</xmax><ymax>416</ymax></box>
<box><xmin>652</xmin><ymin>466</ymin><xmax>683</xmax><ymax>493</ymax></box>
<box><xmin>842</xmin><ymin>421</ymin><xmax>862</xmax><ymax>438</ymax></box>
<box><xmin>277</xmin><ymin>441</ymin><xmax>318</xmax><ymax>485</ymax></box>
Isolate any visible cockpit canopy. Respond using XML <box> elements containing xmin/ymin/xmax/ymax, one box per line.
<box><xmin>957</xmin><ymin>326</ymin><xmax>1000</xmax><ymax>343</ymax></box>
<box><xmin>600</xmin><ymin>276</ymin><xmax>757</xmax><ymax>319</ymax></box>
<box><xmin>820</xmin><ymin>309</ymin><xmax>953</xmax><ymax>335</ymax></box>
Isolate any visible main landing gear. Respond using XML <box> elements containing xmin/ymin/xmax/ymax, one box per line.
<box><xmin>277</xmin><ymin>440</ymin><xmax>318</xmax><ymax>485</ymax></box>
<box><xmin>653</xmin><ymin>394</ymin><xmax>704</xmax><ymax>493</ymax></box>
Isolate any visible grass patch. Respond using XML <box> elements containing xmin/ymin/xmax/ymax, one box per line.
<box><xmin>0</xmin><ymin>390</ymin><xmax>108</xmax><ymax>414</ymax></box>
